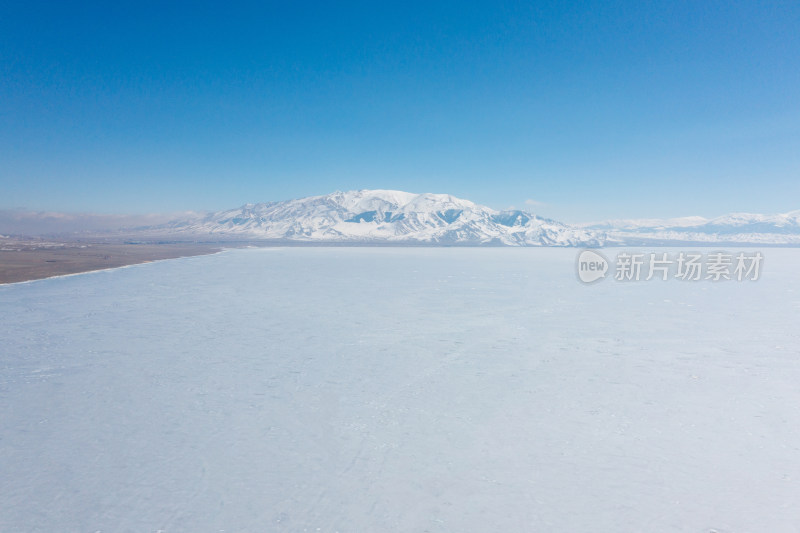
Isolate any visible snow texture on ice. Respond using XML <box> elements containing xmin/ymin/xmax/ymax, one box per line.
<box><xmin>2</xmin><ymin>247</ymin><xmax>800</xmax><ymax>532</ymax></box>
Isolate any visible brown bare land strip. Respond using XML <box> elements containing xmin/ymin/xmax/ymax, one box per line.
<box><xmin>0</xmin><ymin>240</ymin><xmax>221</xmax><ymax>284</ymax></box>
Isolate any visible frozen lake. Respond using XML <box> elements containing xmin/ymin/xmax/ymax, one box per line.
<box><xmin>2</xmin><ymin>247</ymin><xmax>800</xmax><ymax>532</ymax></box>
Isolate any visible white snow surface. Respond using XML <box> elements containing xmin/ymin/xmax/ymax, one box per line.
<box><xmin>2</xmin><ymin>247</ymin><xmax>800</xmax><ymax>531</ymax></box>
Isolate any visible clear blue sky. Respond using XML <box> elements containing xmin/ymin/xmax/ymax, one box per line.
<box><xmin>2</xmin><ymin>1</ymin><xmax>799</xmax><ymax>221</ymax></box>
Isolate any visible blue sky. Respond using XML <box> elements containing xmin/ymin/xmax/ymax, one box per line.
<box><xmin>2</xmin><ymin>1</ymin><xmax>799</xmax><ymax>221</ymax></box>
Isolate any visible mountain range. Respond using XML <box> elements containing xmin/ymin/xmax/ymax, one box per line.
<box><xmin>149</xmin><ymin>190</ymin><xmax>604</xmax><ymax>246</ymax></box>
<box><xmin>579</xmin><ymin>210</ymin><xmax>800</xmax><ymax>245</ymax></box>
<box><xmin>4</xmin><ymin>190</ymin><xmax>800</xmax><ymax>246</ymax></box>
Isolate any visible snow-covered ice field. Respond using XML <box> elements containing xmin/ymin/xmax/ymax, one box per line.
<box><xmin>2</xmin><ymin>247</ymin><xmax>800</xmax><ymax>532</ymax></box>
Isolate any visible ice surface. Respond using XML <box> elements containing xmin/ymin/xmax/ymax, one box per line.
<box><xmin>2</xmin><ymin>247</ymin><xmax>800</xmax><ymax>532</ymax></box>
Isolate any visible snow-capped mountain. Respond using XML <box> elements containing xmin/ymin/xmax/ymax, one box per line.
<box><xmin>6</xmin><ymin>190</ymin><xmax>798</xmax><ymax>245</ymax></box>
<box><xmin>581</xmin><ymin>210</ymin><xmax>800</xmax><ymax>244</ymax></box>
<box><xmin>151</xmin><ymin>190</ymin><xmax>605</xmax><ymax>246</ymax></box>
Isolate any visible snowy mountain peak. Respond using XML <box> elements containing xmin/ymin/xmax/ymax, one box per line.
<box><xmin>144</xmin><ymin>190</ymin><xmax>800</xmax><ymax>246</ymax></box>
<box><xmin>152</xmin><ymin>189</ymin><xmax>604</xmax><ymax>246</ymax></box>
<box><xmin>315</xmin><ymin>189</ymin><xmax>480</xmax><ymax>214</ymax></box>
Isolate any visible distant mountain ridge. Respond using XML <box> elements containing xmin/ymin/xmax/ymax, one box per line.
<box><xmin>152</xmin><ymin>190</ymin><xmax>605</xmax><ymax>246</ymax></box>
<box><xmin>142</xmin><ymin>190</ymin><xmax>800</xmax><ymax>245</ymax></box>
<box><xmin>581</xmin><ymin>210</ymin><xmax>800</xmax><ymax>245</ymax></box>
<box><xmin>4</xmin><ymin>191</ymin><xmax>800</xmax><ymax>246</ymax></box>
